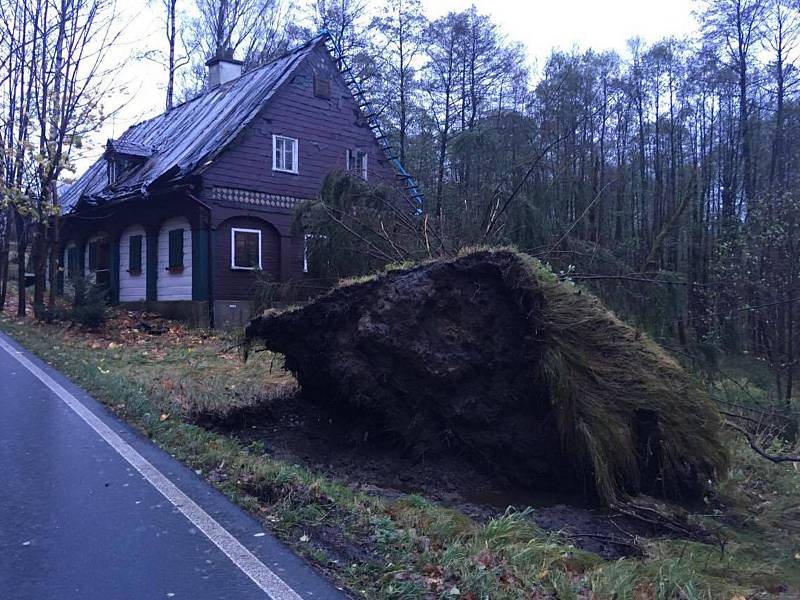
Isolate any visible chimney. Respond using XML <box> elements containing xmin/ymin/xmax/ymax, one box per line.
<box><xmin>205</xmin><ymin>46</ymin><xmax>243</xmax><ymax>89</ymax></box>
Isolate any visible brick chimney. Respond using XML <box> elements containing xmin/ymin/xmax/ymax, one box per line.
<box><xmin>206</xmin><ymin>46</ymin><xmax>243</xmax><ymax>89</ymax></box>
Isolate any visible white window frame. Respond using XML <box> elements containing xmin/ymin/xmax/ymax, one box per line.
<box><xmin>272</xmin><ymin>134</ymin><xmax>299</xmax><ymax>174</ymax></box>
<box><xmin>108</xmin><ymin>158</ymin><xmax>117</xmax><ymax>184</ymax></box>
<box><xmin>345</xmin><ymin>149</ymin><xmax>368</xmax><ymax>180</ymax></box>
<box><xmin>230</xmin><ymin>228</ymin><xmax>262</xmax><ymax>270</ymax></box>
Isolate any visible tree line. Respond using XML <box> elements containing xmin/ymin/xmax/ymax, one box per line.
<box><xmin>312</xmin><ymin>0</ymin><xmax>800</xmax><ymax>406</ymax></box>
<box><xmin>1</xmin><ymin>0</ymin><xmax>798</xmax><ymax>404</ymax></box>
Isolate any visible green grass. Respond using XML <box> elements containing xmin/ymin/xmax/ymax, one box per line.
<box><xmin>0</xmin><ymin>310</ymin><xmax>798</xmax><ymax>599</ymax></box>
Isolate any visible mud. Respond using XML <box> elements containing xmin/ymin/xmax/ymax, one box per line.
<box><xmin>201</xmin><ymin>394</ymin><xmax>658</xmax><ymax>559</ymax></box>
<box><xmin>245</xmin><ymin>253</ymin><xmax>579</xmax><ymax>494</ymax></box>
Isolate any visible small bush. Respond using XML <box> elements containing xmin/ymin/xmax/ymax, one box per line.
<box><xmin>33</xmin><ymin>302</ymin><xmax>67</xmax><ymax>323</ymax></box>
<box><xmin>70</xmin><ymin>276</ymin><xmax>107</xmax><ymax>328</ymax></box>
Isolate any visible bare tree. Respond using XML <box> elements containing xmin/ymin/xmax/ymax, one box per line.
<box><xmin>0</xmin><ymin>0</ymin><xmax>125</xmax><ymax>315</ymax></box>
<box><xmin>701</xmin><ymin>0</ymin><xmax>768</xmax><ymax>215</ymax></box>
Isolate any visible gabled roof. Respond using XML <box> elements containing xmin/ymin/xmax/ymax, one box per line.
<box><xmin>61</xmin><ymin>35</ymin><xmax>326</xmax><ymax>213</ymax></box>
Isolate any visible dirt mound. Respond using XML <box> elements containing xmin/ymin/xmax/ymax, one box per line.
<box><xmin>244</xmin><ymin>249</ymin><xmax>728</xmax><ymax>505</ymax></box>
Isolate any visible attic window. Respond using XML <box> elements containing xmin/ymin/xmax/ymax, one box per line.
<box><xmin>108</xmin><ymin>158</ymin><xmax>118</xmax><ymax>185</ymax></box>
<box><xmin>314</xmin><ymin>77</ymin><xmax>331</xmax><ymax>98</ymax></box>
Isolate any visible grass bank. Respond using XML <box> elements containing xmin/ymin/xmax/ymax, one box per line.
<box><xmin>0</xmin><ymin>309</ymin><xmax>798</xmax><ymax>599</ymax></box>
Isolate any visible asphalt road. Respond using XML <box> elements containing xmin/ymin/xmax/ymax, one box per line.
<box><xmin>0</xmin><ymin>332</ymin><xmax>351</xmax><ymax>600</ymax></box>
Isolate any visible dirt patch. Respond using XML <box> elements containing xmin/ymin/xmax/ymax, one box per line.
<box><xmin>200</xmin><ymin>392</ymin><xmax>671</xmax><ymax>559</ymax></box>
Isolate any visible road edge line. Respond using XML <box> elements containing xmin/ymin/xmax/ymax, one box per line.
<box><xmin>0</xmin><ymin>334</ymin><xmax>304</xmax><ymax>600</ymax></box>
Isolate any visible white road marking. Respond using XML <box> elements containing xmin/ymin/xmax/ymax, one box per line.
<box><xmin>0</xmin><ymin>335</ymin><xmax>304</xmax><ymax>600</ymax></box>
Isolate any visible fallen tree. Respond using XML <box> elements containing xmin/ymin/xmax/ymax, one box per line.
<box><xmin>244</xmin><ymin>249</ymin><xmax>729</xmax><ymax>505</ymax></box>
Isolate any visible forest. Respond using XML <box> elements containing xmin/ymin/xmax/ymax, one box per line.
<box><xmin>1</xmin><ymin>0</ymin><xmax>799</xmax><ymax>407</ymax></box>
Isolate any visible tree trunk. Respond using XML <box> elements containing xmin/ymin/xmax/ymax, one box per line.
<box><xmin>32</xmin><ymin>220</ymin><xmax>46</xmax><ymax>310</ymax></box>
<box><xmin>15</xmin><ymin>210</ymin><xmax>27</xmax><ymax>317</ymax></box>
<box><xmin>0</xmin><ymin>236</ymin><xmax>8</xmax><ymax>312</ymax></box>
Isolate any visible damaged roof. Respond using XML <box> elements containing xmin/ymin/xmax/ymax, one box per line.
<box><xmin>61</xmin><ymin>35</ymin><xmax>326</xmax><ymax>213</ymax></box>
<box><xmin>107</xmin><ymin>138</ymin><xmax>153</xmax><ymax>158</ymax></box>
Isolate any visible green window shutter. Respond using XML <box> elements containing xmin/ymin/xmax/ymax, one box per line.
<box><xmin>129</xmin><ymin>235</ymin><xmax>142</xmax><ymax>272</ymax></box>
<box><xmin>88</xmin><ymin>242</ymin><xmax>97</xmax><ymax>271</ymax></box>
<box><xmin>168</xmin><ymin>228</ymin><xmax>184</xmax><ymax>269</ymax></box>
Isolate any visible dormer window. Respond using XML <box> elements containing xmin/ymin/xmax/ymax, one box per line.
<box><xmin>107</xmin><ymin>158</ymin><xmax>118</xmax><ymax>185</ymax></box>
<box><xmin>104</xmin><ymin>138</ymin><xmax>153</xmax><ymax>187</ymax></box>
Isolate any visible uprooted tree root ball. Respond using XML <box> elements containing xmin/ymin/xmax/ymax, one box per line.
<box><xmin>244</xmin><ymin>249</ymin><xmax>729</xmax><ymax>505</ymax></box>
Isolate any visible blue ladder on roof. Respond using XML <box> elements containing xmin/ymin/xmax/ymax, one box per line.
<box><xmin>318</xmin><ymin>31</ymin><xmax>424</xmax><ymax>207</ymax></box>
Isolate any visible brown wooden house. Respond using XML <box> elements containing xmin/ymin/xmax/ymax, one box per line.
<box><xmin>59</xmin><ymin>34</ymin><xmax>414</xmax><ymax>327</ymax></box>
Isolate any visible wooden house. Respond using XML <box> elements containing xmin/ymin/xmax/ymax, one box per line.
<box><xmin>59</xmin><ymin>35</ymin><xmax>414</xmax><ymax>327</ymax></box>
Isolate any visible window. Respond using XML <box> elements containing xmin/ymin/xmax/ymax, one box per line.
<box><xmin>168</xmin><ymin>228</ymin><xmax>184</xmax><ymax>271</ymax></box>
<box><xmin>272</xmin><ymin>135</ymin><xmax>298</xmax><ymax>174</ymax></box>
<box><xmin>107</xmin><ymin>158</ymin><xmax>117</xmax><ymax>185</ymax></box>
<box><xmin>88</xmin><ymin>241</ymin><xmax>98</xmax><ymax>271</ymax></box>
<box><xmin>88</xmin><ymin>239</ymin><xmax>111</xmax><ymax>287</ymax></box>
<box><xmin>346</xmin><ymin>149</ymin><xmax>368</xmax><ymax>180</ymax></box>
<box><xmin>231</xmin><ymin>228</ymin><xmax>261</xmax><ymax>270</ymax></box>
<box><xmin>128</xmin><ymin>235</ymin><xmax>143</xmax><ymax>274</ymax></box>
<box><xmin>66</xmin><ymin>246</ymin><xmax>79</xmax><ymax>279</ymax></box>
<box><xmin>314</xmin><ymin>77</ymin><xmax>331</xmax><ymax>98</ymax></box>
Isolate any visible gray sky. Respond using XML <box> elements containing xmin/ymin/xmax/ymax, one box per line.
<box><xmin>78</xmin><ymin>0</ymin><xmax>700</xmax><ymax>173</ymax></box>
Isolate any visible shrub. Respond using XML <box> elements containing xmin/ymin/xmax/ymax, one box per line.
<box><xmin>33</xmin><ymin>302</ymin><xmax>67</xmax><ymax>323</ymax></box>
<box><xmin>70</xmin><ymin>276</ymin><xmax>107</xmax><ymax>328</ymax></box>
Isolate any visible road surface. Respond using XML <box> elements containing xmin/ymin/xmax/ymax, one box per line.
<box><xmin>0</xmin><ymin>332</ymin><xmax>351</xmax><ymax>600</ymax></box>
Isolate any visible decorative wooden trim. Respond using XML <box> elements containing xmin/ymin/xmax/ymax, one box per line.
<box><xmin>210</xmin><ymin>187</ymin><xmax>307</xmax><ymax>209</ymax></box>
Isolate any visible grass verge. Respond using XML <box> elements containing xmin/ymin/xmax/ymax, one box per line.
<box><xmin>0</xmin><ymin>309</ymin><xmax>798</xmax><ymax>599</ymax></box>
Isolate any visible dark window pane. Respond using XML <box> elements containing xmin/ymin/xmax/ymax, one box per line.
<box><xmin>168</xmin><ymin>229</ymin><xmax>184</xmax><ymax>269</ymax></box>
<box><xmin>233</xmin><ymin>231</ymin><xmax>259</xmax><ymax>268</ymax></box>
<box><xmin>96</xmin><ymin>242</ymin><xmax>110</xmax><ymax>271</ymax></box>
<box><xmin>129</xmin><ymin>235</ymin><xmax>142</xmax><ymax>272</ymax></box>
<box><xmin>88</xmin><ymin>242</ymin><xmax>97</xmax><ymax>271</ymax></box>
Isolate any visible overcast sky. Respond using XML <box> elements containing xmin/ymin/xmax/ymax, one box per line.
<box><xmin>80</xmin><ymin>0</ymin><xmax>701</xmax><ymax>172</ymax></box>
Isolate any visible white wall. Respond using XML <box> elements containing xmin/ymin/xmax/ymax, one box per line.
<box><xmin>157</xmin><ymin>216</ymin><xmax>192</xmax><ymax>301</ymax></box>
<box><xmin>119</xmin><ymin>225</ymin><xmax>147</xmax><ymax>302</ymax></box>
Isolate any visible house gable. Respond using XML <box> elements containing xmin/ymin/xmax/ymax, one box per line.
<box><xmin>200</xmin><ymin>44</ymin><xmax>396</xmax><ymax>201</ymax></box>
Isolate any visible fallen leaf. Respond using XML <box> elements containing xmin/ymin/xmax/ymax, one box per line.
<box><xmin>159</xmin><ymin>413</ymin><xmax>170</xmax><ymax>421</ymax></box>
